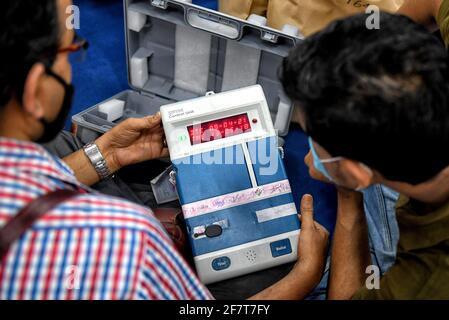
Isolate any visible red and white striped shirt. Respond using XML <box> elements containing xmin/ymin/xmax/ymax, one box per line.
<box><xmin>0</xmin><ymin>137</ymin><xmax>212</xmax><ymax>300</ymax></box>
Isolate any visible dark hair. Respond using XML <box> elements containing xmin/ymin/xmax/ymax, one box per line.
<box><xmin>0</xmin><ymin>0</ymin><xmax>60</xmax><ymax>108</ymax></box>
<box><xmin>281</xmin><ymin>12</ymin><xmax>449</xmax><ymax>184</ymax></box>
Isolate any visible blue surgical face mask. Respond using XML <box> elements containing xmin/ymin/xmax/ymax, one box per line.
<box><xmin>308</xmin><ymin>137</ymin><xmax>343</xmax><ymax>182</ymax></box>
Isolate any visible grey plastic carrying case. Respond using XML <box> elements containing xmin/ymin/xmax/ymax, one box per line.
<box><xmin>72</xmin><ymin>0</ymin><xmax>302</xmax><ymax>144</ymax></box>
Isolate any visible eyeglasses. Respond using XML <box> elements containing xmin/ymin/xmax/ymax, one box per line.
<box><xmin>58</xmin><ymin>33</ymin><xmax>89</xmax><ymax>63</ymax></box>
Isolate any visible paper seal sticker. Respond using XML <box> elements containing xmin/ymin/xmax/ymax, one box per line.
<box><xmin>255</xmin><ymin>203</ymin><xmax>297</xmax><ymax>223</ymax></box>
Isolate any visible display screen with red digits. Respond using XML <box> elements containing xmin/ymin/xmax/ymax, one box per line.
<box><xmin>187</xmin><ymin>113</ymin><xmax>252</xmax><ymax>145</ymax></box>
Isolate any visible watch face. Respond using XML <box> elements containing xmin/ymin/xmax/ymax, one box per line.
<box><xmin>84</xmin><ymin>143</ymin><xmax>111</xmax><ymax>179</ymax></box>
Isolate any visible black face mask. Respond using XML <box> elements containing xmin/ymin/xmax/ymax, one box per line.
<box><xmin>36</xmin><ymin>67</ymin><xmax>74</xmax><ymax>143</ymax></box>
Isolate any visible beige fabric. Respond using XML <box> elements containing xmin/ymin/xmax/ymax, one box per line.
<box><xmin>219</xmin><ymin>0</ymin><xmax>404</xmax><ymax>36</ymax></box>
<box><xmin>437</xmin><ymin>0</ymin><xmax>449</xmax><ymax>47</ymax></box>
<box><xmin>220</xmin><ymin>0</ymin><xmax>268</xmax><ymax>20</ymax></box>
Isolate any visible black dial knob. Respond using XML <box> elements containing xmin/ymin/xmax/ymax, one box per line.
<box><xmin>205</xmin><ymin>225</ymin><xmax>223</xmax><ymax>238</ymax></box>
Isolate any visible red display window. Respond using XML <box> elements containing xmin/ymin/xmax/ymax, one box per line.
<box><xmin>187</xmin><ymin>113</ymin><xmax>252</xmax><ymax>145</ymax></box>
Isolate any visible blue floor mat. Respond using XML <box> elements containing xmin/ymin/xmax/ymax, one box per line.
<box><xmin>70</xmin><ymin>0</ymin><xmax>128</xmax><ymax>128</ymax></box>
<box><xmin>193</xmin><ymin>0</ymin><xmax>218</xmax><ymax>10</ymax></box>
<box><xmin>284</xmin><ymin>126</ymin><xmax>337</xmax><ymax>234</ymax></box>
<box><xmin>72</xmin><ymin>0</ymin><xmax>337</xmax><ymax>233</ymax></box>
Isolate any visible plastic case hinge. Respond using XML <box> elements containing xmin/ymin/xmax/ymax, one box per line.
<box><xmin>141</xmin><ymin>91</ymin><xmax>157</xmax><ymax>98</ymax></box>
<box><xmin>151</xmin><ymin>0</ymin><xmax>168</xmax><ymax>9</ymax></box>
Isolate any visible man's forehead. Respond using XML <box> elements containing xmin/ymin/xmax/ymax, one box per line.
<box><xmin>58</xmin><ymin>0</ymin><xmax>75</xmax><ymax>45</ymax></box>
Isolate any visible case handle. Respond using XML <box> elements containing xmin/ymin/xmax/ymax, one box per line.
<box><xmin>186</xmin><ymin>9</ymin><xmax>240</xmax><ymax>40</ymax></box>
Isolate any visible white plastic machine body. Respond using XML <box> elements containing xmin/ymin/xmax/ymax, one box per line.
<box><xmin>161</xmin><ymin>85</ymin><xmax>300</xmax><ymax>284</ymax></box>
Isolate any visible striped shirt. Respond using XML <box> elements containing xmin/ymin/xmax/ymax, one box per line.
<box><xmin>0</xmin><ymin>137</ymin><xmax>212</xmax><ymax>300</ymax></box>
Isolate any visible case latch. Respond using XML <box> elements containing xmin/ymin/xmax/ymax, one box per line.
<box><xmin>169</xmin><ymin>170</ymin><xmax>177</xmax><ymax>187</ymax></box>
<box><xmin>262</xmin><ymin>31</ymin><xmax>279</xmax><ymax>44</ymax></box>
<box><xmin>151</xmin><ymin>0</ymin><xmax>168</xmax><ymax>9</ymax></box>
<box><xmin>278</xmin><ymin>146</ymin><xmax>285</xmax><ymax>159</ymax></box>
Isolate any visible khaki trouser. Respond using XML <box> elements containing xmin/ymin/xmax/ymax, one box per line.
<box><xmin>219</xmin><ymin>0</ymin><xmax>404</xmax><ymax>36</ymax></box>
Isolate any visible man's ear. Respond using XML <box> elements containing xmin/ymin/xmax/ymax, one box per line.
<box><xmin>339</xmin><ymin>159</ymin><xmax>374</xmax><ymax>190</ymax></box>
<box><xmin>22</xmin><ymin>63</ymin><xmax>46</xmax><ymax>119</ymax></box>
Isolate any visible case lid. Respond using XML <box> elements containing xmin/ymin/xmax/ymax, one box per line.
<box><xmin>124</xmin><ymin>0</ymin><xmax>303</xmax><ymax>136</ymax></box>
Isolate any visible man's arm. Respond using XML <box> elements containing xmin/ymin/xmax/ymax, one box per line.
<box><xmin>327</xmin><ymin>190</ymin><xmax>371</xmax><ymax>300</ymax></box>
<box><xmin>63</xmin><ymin>146</ymin><xmax>111</xmax><ymax>186</ymax></box>
<box><xmin>250</xmin><ymin>195</ymin><xmax>329</xmax><ymax>300</ymax></box>
<box><xmin>398</xmin><ymin>0</ymin><xmax>442</xmax><ymax>30</ymax></box>
<box><xmin>248</xmin><ymin>267</ymin><xmax>320</xmax><ymax>300</ymax></box>
<box><xmin>64</xmin><ymin>114</ymin><xmax>168</xmax><ymax>186</ymax></box>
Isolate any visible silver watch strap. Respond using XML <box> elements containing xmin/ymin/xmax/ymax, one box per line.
<box><xmin>83</xmin><ymin>143</ymin><xmax>112</xmax><ymax>180</ymax></box>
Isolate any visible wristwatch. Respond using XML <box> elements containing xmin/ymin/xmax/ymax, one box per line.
<box><xmin>83</xmin><ymin>142</ymin><xmax>112</xmax><ymax>180</ymax></box>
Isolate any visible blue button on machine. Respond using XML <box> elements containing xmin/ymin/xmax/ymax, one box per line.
<box><xmin>270</xmin><ymin>239</ymin><xmax>292</xmax><ymax>258</ymax></box>
<box><xmin>212</xmin><ymin>257</ymin><xmax>231</xmax><ymax>271</ymax></box>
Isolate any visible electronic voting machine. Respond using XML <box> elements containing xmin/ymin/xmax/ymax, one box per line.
<box><xmin>161</xmin><ymin>85</ymin><xmax>300</xmax><ymax>284</ymax></box>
